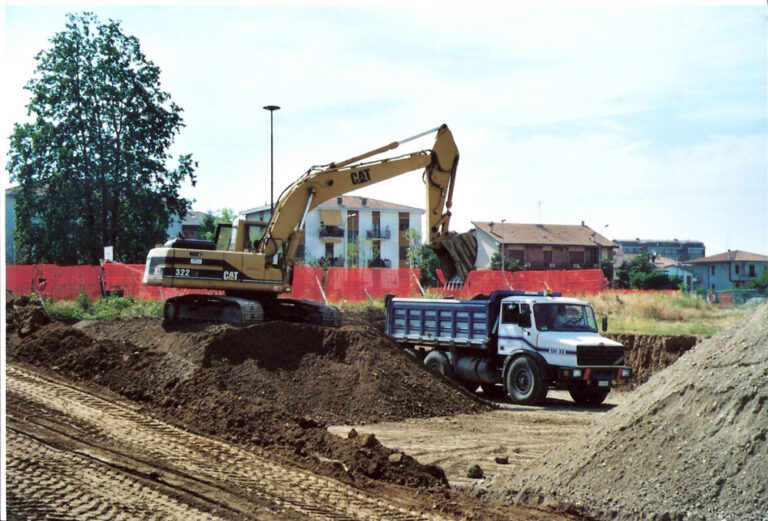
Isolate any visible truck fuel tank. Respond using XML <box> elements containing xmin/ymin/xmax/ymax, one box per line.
<box><xmin>454</xmin><ymin>356</ymin><xmax>498</xmax><ymax>384</ymax></box>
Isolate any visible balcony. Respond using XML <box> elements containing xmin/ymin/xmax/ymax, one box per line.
<box><xmin>366</xmin><ymin>227</ymin><xmax>391</xmax><ymax>240</ymax></box>
<box><xmin>319</xmin><ymin>226</ymin><xmax>344</xmax><ymax>239</ymax></box>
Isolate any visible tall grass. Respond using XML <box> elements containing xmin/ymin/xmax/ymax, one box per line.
<box><xmin>44</xmin><ymin>291</ymin><xmax>162</xmax><ymax>321</ymax></box>
<box><xmin>585</xmin><ymin>291</ymin><xmax>742</xmax><ymax>335</ymax></box>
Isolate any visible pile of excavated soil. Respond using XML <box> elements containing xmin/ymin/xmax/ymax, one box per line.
<box><xmin>76</xmin><ymin>316</ymin><xmax>492</xmax><ymax>424</ymax></box>
<box><xmin>607</xmin><ymin>333</ymin><xmax>700</xmax><ymax>389</ymax></box>
<box><xmin>6</xmin><ymin>292</ymin><xmax>50</xmax><ymax>336</ymax></box>
<box><xmin>7</xmin><ymin>321</ymin><xmax>449</xmax><ymax>490</ymax></box>
<box><xmin>504</xmin><ymin>303</ymin><xmax>768</xmax><ymax>521</ymax></box>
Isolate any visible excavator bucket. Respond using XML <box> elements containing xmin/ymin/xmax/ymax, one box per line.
<box><xmin>429</xmin><ymin>230</ymin><xmax>477</xmax><ymax>284</ymax></box>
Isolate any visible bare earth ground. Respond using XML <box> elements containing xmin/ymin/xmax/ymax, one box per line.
<box><xmin>328</xmin><ymin>391</ymin><xmax>624</xmax><ymax>494</ymax></box>
<box><xmin>7</xmin><ymin>294</ymin><xmax>765</xmax><ymax>521</ymax></box>
<box><xmin>6</xmin><ymin>294</ymin><xmax>587</xmax><ymax>521</ymax></box>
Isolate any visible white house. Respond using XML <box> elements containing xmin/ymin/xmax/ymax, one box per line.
<box><xmin>685</xmin><ymin>250</ymin><xmax>768</xmax><ymax>292</ymax></box>
<box><xmin>241</xmin><ymin>195</ymin><xmax>424</xmax><ymax>268</ymax></box>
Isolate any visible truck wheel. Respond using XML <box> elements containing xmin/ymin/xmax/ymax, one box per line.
<box><xmin>505</xmin><ymin>356</ymin><xmax>547</xmax><ymax>405</ymax></box>
<box><xmin>424</xmin><ymin>350</ymin><xmax>455</xmax><ymax>380</ymax></box>
<box><xmin>569</xmin><ymin>385</ymin><xmax>609</xmax><ymax>406</ymax></box>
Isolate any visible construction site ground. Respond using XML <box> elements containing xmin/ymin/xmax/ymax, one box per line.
<box><xmin>5</xmin><ymin>294</ymin><xmax>767</xmax><ymax>521</ymax></box>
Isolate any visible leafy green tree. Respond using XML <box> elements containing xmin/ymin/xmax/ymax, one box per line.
<box><xmin>200</xmin><ymin>208</ymin><xmax>237</xmax><ymax>241</ymax></box>
<box><xmin>7</xmin><ymin>12</ymin><xmax>196</xmax><ymax>264</ymax></box>
<box><xmin>749</xmin><ymin>266</ymin><xmax>768</xmax><ymax>291</ymax></box>
<box><xmin>404</xmin><ymin>228</ymin><xmax>441</xmax><ymax>287</ymax></box>
<box><xmin>614</xmin><ymin>251</ymin><xmax>680</xmax><ymax>289</ymax></box>
<box><xmin>600</xmin><ymin>256</ymin><xmax>615</xmax><ymax>283</ymax></box>
<box><xmin>490</xmin><ymin>251</ymin><xmax>522</xmax><ymax>272</ymax></box>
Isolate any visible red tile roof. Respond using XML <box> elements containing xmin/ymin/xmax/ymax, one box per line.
<box><xmin>686</xmin><ymin>250</ymin><xmax>768</xmax><ymax>263</ymax></box>
<box><xmin>473</xmin><ymin>222</ymin><xmax>617</xmax><ymax>248</ymax></box>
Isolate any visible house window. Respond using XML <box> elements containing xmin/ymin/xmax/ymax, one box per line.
<box><xmin>399</xmin><ymin>246</ymin><xmax>409</xmax><ymax>267</ymax></box>
<box><xmin>398</xmin><ymin>212</ymin><xmax>409</xmax><ymax>232</ymax></box>
<box><xmin>735</xmin><ymin>265</ymin><xmax>740</xmax><ymax>275</ymax></box>
<box><xmin>325</xmin><ymin>243</ymin><xmax>334</xmax><ymax>258</ymax></box>
<box><xmin>711</xmin><ymin>266</ymin><xmax>715</xmax><ymax>276</ymax></box>
<box><xmin>749</xmin><ymin>265</ymin><xmax>756</xmax><ymax>277</ymax></box>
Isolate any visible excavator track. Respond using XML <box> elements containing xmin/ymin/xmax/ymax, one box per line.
<box><xmin>163</xmin><ymin>295</ymin><xmax>264</xmax><ymax>325</ymax></box>
<box><xmin>163</xmin><ymin>294</ymin><xmax>341</xmax><ymax>328</ymax></box>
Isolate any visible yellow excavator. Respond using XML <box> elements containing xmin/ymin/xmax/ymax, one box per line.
<box><xmin>143</xmin><ymin>124</ymin><xmax>477</xmax><ymax>326</ymax></box>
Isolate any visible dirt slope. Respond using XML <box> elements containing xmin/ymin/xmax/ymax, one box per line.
<box><xmin>75</xmin><ymin>316</ymin><xmax>492</xmax><ymax>424</ymax></box>
<box><xmin>503</xmin><ymin>303</ymin><xmax>768</xmax><ymax>521</ymax></box>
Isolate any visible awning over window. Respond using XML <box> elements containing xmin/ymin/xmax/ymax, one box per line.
<box><xmin>319</xmin><ymin>209</ymin><xmax>343</xmax><ymax>226</ymax></box>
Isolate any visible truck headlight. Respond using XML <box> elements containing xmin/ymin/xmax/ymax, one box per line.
<box><xmin>621</xmin><ymin>368</ymin><xmax>631</xmax><ymax>378</ymax></box>
<box><xmin>572</xmin><ymin>369</ymin><xmax>582</xmax><ymax>377</ymax></box>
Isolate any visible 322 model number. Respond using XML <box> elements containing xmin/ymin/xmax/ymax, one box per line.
<box><xmin>175</xmin><ymin>268</ymin><xmax>191</xmax><ymax>277</ymax></box>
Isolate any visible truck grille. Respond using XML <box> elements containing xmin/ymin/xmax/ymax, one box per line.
<box><xmin>577</xmin><ymin>345</ymin><xmax>624</xmax><ymax>366</ymax></box>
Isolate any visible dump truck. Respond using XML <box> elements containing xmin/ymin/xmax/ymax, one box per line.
<box><xmin>385</xmin><ymin>290</ymin><xmax>631</xmax><ymax>406</ymax></box>
<box><xmin>144</xmin><ymin>124</ymin><xmax>477</xmax><ymax>326</ymax></box>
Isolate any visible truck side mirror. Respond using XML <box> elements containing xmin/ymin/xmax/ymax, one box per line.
<box><xmin>602</xmin><ymin>316</ymin><xmax>608</xmax><ymax>332</ymax></box>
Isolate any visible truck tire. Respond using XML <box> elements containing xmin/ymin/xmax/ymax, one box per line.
<box><xmin>569</xmin><ymin>385</ymin><xmax>609</xmax><ymax>406</ymax></box>
<box><xmin>504</xmin><ymin>356</ymin><xmax>547</xmax><ymax>405</ymax></box>
<box><xmin>424</xmin><ymin>350</ymin><xmax>456</xmax><ymax>380</ymax></box>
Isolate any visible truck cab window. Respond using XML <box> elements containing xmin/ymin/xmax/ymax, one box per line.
<box><xmin>501</xmin><ymin>303</ymin><xmax>519</xmax><ymax>324</ymax></box>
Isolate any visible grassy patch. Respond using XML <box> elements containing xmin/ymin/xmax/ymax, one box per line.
<box><xmin>585</xmin><ymin>291</ymin><xmax>744</xmax><ymax>335</ymax></box>
<box><xmin>44</xmin><ymin>291</ymin><xmax>162</xmax><ymax>321</ymax></box>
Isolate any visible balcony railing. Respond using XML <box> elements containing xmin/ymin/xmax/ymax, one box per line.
<box><xmin>366</xmin><ymin>228</ymin><xmax>391</xmax><ymax>239</ymax></box>
<box><xmin>319</xmin><ymin>226</ymin><xmax>344</xmax><ymax>238</ymax></box>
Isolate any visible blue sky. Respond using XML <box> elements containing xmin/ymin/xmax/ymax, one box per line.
<box><xmin>3</xmin><ymin>2</ymin><xmax>767</xmax><ymax>256</ymax></box>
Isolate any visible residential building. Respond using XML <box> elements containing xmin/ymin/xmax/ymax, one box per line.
<box><xmin>241</xmin><ymin>195</ymin><xmax>424</xmax><ymax>268</ymax></box>
<box><xmin>473</xmin><ymin>221</ymin><xmax>617</xmax><ymax>270</ymax></box>
<box><xmin>615</xmin><ymin>239</ymin><xmax>705</xmax><ymax>262</ymax></box>
<box><xmin>5</xmin><ymin>187</ymin><xmax>18</xmax><ymax>263</ymax></box>
<box><xmin>685</xmin><ymin>250</ymin><xmax>768</xmax><ymax>291</ymax></box>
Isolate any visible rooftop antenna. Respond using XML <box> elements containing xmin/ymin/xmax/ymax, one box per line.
<box><xmin>538</xmin><ymin>200</ymin><xmax>543</xmax><ymax>223</ymax></box>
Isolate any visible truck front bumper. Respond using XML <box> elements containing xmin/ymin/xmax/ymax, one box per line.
<box><xmin>554</xmin><ymin>366</ymin><xmax>632</xmax><ymax>388</ymax></box>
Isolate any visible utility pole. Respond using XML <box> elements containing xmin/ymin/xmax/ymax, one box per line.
<box><xmin>263</xmin><ymin>105</ymin><xmax>280</xmax><ymax>213</ymax></box>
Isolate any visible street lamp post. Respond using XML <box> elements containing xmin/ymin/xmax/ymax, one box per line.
<box><xmin>263</xmin><ymin>105</ymin><xmax>280</xmax><ymax>213</ymax></box>
<box><xmin>500</xmin><ymin>219</ymin><xmax>506</xmax><ymax>272</ymax></box>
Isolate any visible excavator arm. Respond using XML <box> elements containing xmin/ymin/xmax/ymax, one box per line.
<box><xmin>260</xmin><ymin>124</ymin><xmax>476</xmax><ymax>282</ymax></box>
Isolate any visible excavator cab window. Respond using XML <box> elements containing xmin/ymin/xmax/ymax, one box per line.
<box><xmin>214</xmin><ymin>224</ymin><xmax>234</xmax><ymax>251</ymax></box>
<box><xmin>245</xmin><ymin>223</ymin><xmax>266</xmax><ymax>252</ymax></box>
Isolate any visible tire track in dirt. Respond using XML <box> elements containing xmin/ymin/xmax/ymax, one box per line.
<box><xmin>6</xmin><ymin>364</ymin><xmax>453</xmax><ymax>521</ymax></box>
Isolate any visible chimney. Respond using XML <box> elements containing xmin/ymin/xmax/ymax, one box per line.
<box><xmin>337</xmin><ymin>197</ymin><xmax>343</xmax><ymax>206</ymax></box>
<box><xmin>362</xmin><ymin>198</ymin><xmax>367</xmax><ymax>207</ymax></box>
<box><xmin>489</xmin><ymin>222</ymin><xmax>494</xmax><ymax>234</ymax></box>
<box><xmin>727</xmin><ymin>249</ymin><xmax>732</xmax><ymax>261</ymax></box>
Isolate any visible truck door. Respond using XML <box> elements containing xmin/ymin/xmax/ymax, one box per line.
<box><xmin>497</xmin><ymin>302</ymin><xmax>536</xmax><ymax>356</ymax></box>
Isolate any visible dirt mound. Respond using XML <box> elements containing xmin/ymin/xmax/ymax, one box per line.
<box><xmin>505</xmin><ymin>303</ymin><xmax>768</xmax><ymax>521</ymax></box>
<box><xmin>77</xmin><ymin>317</ymin><xmax>492</xmax><ymax>425</ymax></box>
<box><xmin>6</xmin><ymin>292</ymin><xmax>50</xmax><ymax>336</ymax></box>
<box><xmin>7</xmin><ymin>322</ymin><xmax>449</xmax><ymax>490</ymax></box>
<box><xmin>608</xmin><ymin>333</ymin><xmax>700</xmax><ymax>389</ymax></box>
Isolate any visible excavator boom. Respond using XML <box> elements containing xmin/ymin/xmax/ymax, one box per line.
<box><xmin>144</xmin><ymin>124</ymin><xmax>476</xmax><ymax>325</ymax></box>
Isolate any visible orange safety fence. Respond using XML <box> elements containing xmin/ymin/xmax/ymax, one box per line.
<box><xmin>322</xmin><ymin>267</ymin><xmax>422</xmax><ymax>301</ymax></box>
<box><xmin>7</xmin><ymin>264</ymin><xmax>609</xmax><ymax>303</ymax></box>
<box><xmin>432</xmin><ymin>268</ymin><xmax>609</xmax><ymax>298</ymax></box>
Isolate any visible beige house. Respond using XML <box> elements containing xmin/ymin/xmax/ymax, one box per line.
<box><xmin>473</xmin><ymin>221</ymin><xmax>617</xmax><ymax>270</ymax></box>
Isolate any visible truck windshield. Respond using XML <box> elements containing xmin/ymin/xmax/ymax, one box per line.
<box><xmin>533</xmin><ymin>303</ymin><xmax>598</xmax><ymax>332</ymax></box>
